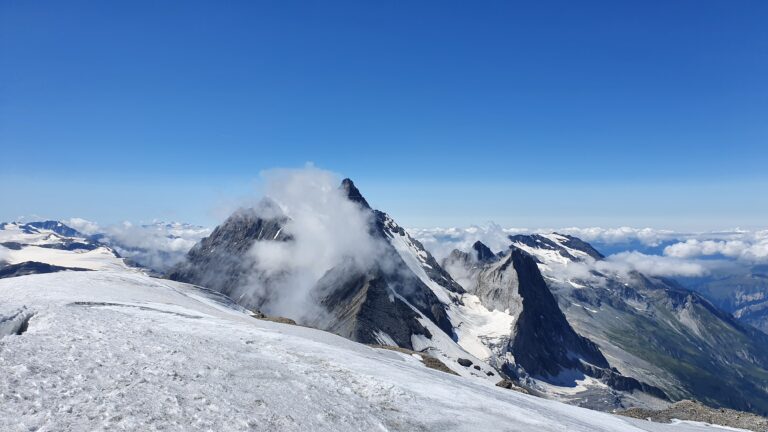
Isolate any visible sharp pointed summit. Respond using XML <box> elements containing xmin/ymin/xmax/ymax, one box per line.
<box><xmin>472</xmin><ymin>241</ymin><xmax>495</xmax><ymax>262</ymax></box>
<box><xmin>340</xmin><ymin>178</ymin><xmax>370</xmax><ymax>209</ymax></box>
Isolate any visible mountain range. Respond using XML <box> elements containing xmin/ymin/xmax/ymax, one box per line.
<box><xmin>167</xmin><ymin>179</ymin><xmax>768</xmax><ymax>415</ymax></box>
<box><xmin>2</xmin><ymin>179</ymin><xmax>768</xmax><ymax>427</ymax></box>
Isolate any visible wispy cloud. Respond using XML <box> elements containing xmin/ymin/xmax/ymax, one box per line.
<box><xmin>410</xmin><ymin>225</ymin><xmax>767</xmax><ymax>280</ymax></box>
<box><xmin>236</xmin><ymin>167</ymin><xmax>389</xmax><ymax>322</ymax></box>
<box><xmin>597</xmin><ymin>251</ymin><xmax>713</xmax><ymax>277</ymax></box>
<box><xmin>65</xmin><ymin>218</ymin><xmax>211</xmax><ymax>271</ymax></box>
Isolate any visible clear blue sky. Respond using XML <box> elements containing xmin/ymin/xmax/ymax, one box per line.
<box><xmin>1</xmin><ymin>1</ymin><xmax>766</xmax><ymax>229</ymax></box>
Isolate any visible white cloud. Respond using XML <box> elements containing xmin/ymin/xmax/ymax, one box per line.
<box><xmin>65</xmin><ymin>217</ymin><xmax>101</xmax><ymax>235</ymax></box>
<box><xmin>407</xmin><ymin>225</ymin><xmax>686</xmax><ymax>262</ymax></box>
<box><xmin>410</xmin><ymin>225</ymin><xmax>768</xmax><ymax>264</ymax></box>
<box><xmin>64</xmin><ymin>218</ymin><xmax>211</xmax><ymax>272</ymax></box>
<box><xmin>663</xmin><ymin>234</ymin><xmax>768</xmax><ymax>263</ymax></box>
<box><xmin>554</xmin><ymin>227</ymin><xmax>678</xmax><ymax>246</ymax></box>
<box><xmin>412</xmin><ymin>224</ymin><xmax>767</xmax><ymax>281</ymax></box>
<box><xmin>237</xmin><ymin>167</ymin><xmax>388</xmax><ymax>322</ymax></box>
<box><xmin>408</xmin><ymin>224</ymin><xmax>529</xmax><ymax>261</ymax></box>
<box><xmin>596</xmin><ymin>251</ymin><xmax>711</xmax><ymax>278</ymax></box>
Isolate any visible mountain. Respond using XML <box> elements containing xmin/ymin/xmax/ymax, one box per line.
<box><xmin>169</xmin><ymin>181</ymin><xmax>500</xmax><ymax>379</ymax></box>
<box><xmin>444</xmin><ymin>241</ymin><xmax>668</xmax><ymax>409</ymax></box>
<box><xmin>477</xmin><ymin>233</ymin><xmax>768</xmax><ymax>415</ymax></box>
<box><xmin>167</xmin><ymin>203</ymin><xmax>290</xmax><ymax>301</ymax></box>
<box><xmin>168</xmin><ymin>179</ymin><xmax>672</xmax><ymax>408</ymax></box>
<box><xmin>0</xmin><ymin>270</ymin><xmax>729</xmax><ymax>431</ymax></box>
<box><xmin>682</xmin><ymin>267</ymin><xmax>768</xmax><ymax>335</ymax></box>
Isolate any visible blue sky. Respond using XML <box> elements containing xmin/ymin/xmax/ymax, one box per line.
<box><xmin>1</xmin><ymin>1</ymin><xmax>766</xmax><ymax>229</ymax></box>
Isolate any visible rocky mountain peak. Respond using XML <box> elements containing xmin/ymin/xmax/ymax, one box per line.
<box><xmin>340</xmin><ymin>178</ymin><xmax>370</xmax><ymax>209</ymax></box>
<box><xmin>472</xmin><ymin>241</ymin><xmax>495</xmax><ymax>262</ymax></box>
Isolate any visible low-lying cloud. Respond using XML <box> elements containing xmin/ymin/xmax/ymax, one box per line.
<box><xmin>410</xmin><ymin>225</ymin><xmax>767</xmax><ymax>280</ymax></box>
<box><xmin>597</xmin><ymin>251</ymin><xmax>712</xmax><ymax>278</ymax></box>
<box><xmin>236</xmin><ymin>167</ymin><xmax>387</xmax><ymax>321</ymax></box>
<box><xmin>65</xmin><ymin>218</ymin><xmax>210</xmax><ymax>272</ymax></box>
<box><xmin>664</xmin><ymin>234</ymin><xmax>768</xmax><ymax>263</ymax></box>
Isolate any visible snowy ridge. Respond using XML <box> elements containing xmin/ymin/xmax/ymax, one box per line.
<box><xmin>380</xmin><ymin>214</ymin><xmax>520</xmax><ymax>371</ymax></box>
<box><xmin>0</xmin><ymin>270</ymin><xmax>735</xmax><ymax>431</ymax></box>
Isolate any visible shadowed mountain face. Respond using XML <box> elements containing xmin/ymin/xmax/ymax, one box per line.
<box><xmin>167</xmin><ymin>180</ymin><xmax>457</xmax><ymax>353</ymax></box>
<box><xmin>444</xmin><ymin>242</ymin><xmax>667</xmax><ymax>404</ymax></box>
<box><xmin>505</xmin><ymin>247</ymin><xmax>609</xmax><ymax>376</ymax></box>
<box><xmin>167</xmin><ymin>205</ymin><xmax>290</xmax><ymax>302</ymax></box>
<box><xmin>167</xmin><ymin>179</ymin><xmax>703</xmax><ymax>410</ymax></box>
<box><xmin>501</xmin><ymin>233</ymin><xmax>768</xmax><ymax>415</ymax></box>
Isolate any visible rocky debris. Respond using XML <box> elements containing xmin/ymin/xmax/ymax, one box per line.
<box><xmin>457</xmin><ymin>358</ymin><xmax>473</xmax><ymax>367</ymax></box>
<box><xmin>496</xmin><ymin>379</ymin><xmax>532</xmax><ymax>395</ymax></box>
<box><xmin>421</xmin><ymin>357</ymin><xmax>460</xmax><ymax>376</ymax></box>
<box><xmin>367</xmin><ymin>344</ymin><xmax>459</xmax><ymax>376</ymax></box>
<box><xmin>249</xmin><ymin>310</ymin><xmax>298</xmax><ymax>326</ymax></box>
<box><xmin>618</xmin><ymin>400</ymin><xmax>768</xmax><ymax>432</ymax></box>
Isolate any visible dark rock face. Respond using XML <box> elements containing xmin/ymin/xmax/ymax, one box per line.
<box><xmin>505</xmin><ymin>247</ymin><xmax>609</xmax><ymax>377</ymax></box>
<box><xmin>167</xmin><ymin>206</ymin><xmax>290</xmax><ymax>300</ymax></box>
<box><xmin>340</xmin><ymin>178</ymin><xmax>371</xmax><ymax>209</ymax></box>
<box><xmin>446</xmin><ymin>241</ymin><xmax>667</xmax><ymax>400</ymax></box>
<box><xmin>508</xmin><ymin>233</ymin><xmax>768</xmax><ymax>415</ymax></box>
<box><xmin>0</xmin><ymin>261</ymin><xmax>91</xmax><ymax>279</ymax></box>
<box><xmin>167</xmin><ymin>180</ymin><xmax>457</xmax><ymax>350</ymax></box>
<box><xmin>472</xmin><ymin>241</ymin><xmax>495</xmax><ymax>262</ymax></box>
<box><xmin>311</xmin><ymin>208</ymin><xmax>457</xmax><ymax>344</ymax></box>
<box><xmin>313</xmin><ymin>265</ymin><xmax>434</xmax><ymax>349</ymax></box>
<box><xmin>580</xmin><ymin>363</ymin><xmax>668</xmax><ymax>400</ymax></box>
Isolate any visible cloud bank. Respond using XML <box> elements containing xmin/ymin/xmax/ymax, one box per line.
<box><xmin>65</xmin><ymin>218</ymin><xmax>210</xmax><ymax>272</ymax></box>
<box><xmin>409</xmin><ymin>225</ymin><xmax>768</xmax><ymax>279</ymax></box>
<box><xmin>663</xmin><ymin>232</ymin><xmax>768</xmax><ymax>263</ymax></box>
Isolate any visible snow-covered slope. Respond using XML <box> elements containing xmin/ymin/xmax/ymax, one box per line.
<box><xmin>0</xmin><ymin>221</ymin><xmax>127</xmax><ymax>271</ymax></box>
<box><xmin>0</xmin><ymin>271</ymin><xmax>737</xmax><ymax>431</ymax></box>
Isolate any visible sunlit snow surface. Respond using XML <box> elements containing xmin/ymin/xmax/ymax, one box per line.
<box><xmin>0</xmin><ymin>271</ymin><xmax>741</xmax><ymax>431</ymax></box>
<box><xmin>0</xmin><ymin>222</ymin><xmax>127</xmax><ymax>271</ymax></box>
